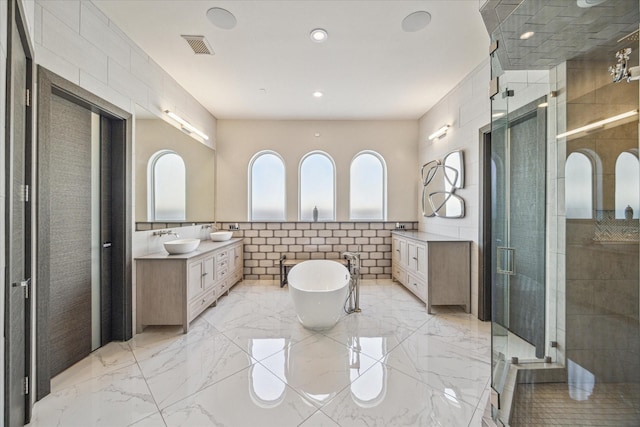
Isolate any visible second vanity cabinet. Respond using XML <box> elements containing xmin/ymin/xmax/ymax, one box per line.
<box><xmin>136</xmin><ymin>238</ymin><xmax>243</xmax><ymax>333</ymax></box>
<box><xmin>392</xmin><ymin>231</ymin><xmax>471</xmax><ymax>313</ymax></box>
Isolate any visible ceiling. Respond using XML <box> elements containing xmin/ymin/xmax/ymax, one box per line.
<box><xmin>481</xmin><ymin>0</ymin><xmax>640</xmax><ymax>70</ymax></box>
<box><xmin>93</xmin><ymin>1</ymin><xmax>489</xmax><ymax>120</ymax></box>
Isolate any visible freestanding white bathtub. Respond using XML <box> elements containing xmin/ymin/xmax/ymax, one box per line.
<box><xmin>288</xmin><ymin>260</ymin><xmax>351</xmax><ymax>330</ymax></box>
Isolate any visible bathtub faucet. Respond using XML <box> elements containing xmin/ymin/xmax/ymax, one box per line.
<box><xmin>342</xmin><ymin>251</ymin><xmax>361</xmax><ymax>313</ymax></box>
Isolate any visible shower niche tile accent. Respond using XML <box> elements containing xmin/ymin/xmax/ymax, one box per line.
<box><xmin>421</xmin><ymin>150</ymin><xmax>465</xmax><ymax>218</ymax></box>
<box><xmin>593</xmin><ymin>210</ymin><xmax>639</xmax><ymax>242</ymax></box>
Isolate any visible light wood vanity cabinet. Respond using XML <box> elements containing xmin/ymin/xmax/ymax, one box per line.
<box><xmin>136</xmin><ymin>239</ymin><xmax>243</xmax><ymax>333</ymax></box>
<box><xmin>392</xmin><ymin>232</ymin><xmax>470</xmax><ymax>313</ymax></box>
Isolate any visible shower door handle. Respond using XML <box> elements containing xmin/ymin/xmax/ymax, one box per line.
<box><xmin>496</xmin><ymin>247</ymin><xmax>515</xmax><ymax>275</ymax></box>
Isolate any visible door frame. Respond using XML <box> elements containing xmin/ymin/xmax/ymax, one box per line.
<box><xmin>4</xmin><ymin>0</ymin><xmax>34</xmax><ymax>424</ymax></box>
<box><xmin>478</xmin><ymin>125</ymin><xmax>492</xmax><ymax>322</ymax></box>
<box><xmin>35</xmin><ymin>67</ymin><xmax>133</xmax><ymax>399</ymax></box>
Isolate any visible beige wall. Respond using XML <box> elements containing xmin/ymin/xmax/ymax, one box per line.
<box><xmin>215</xmin><ymin>120</ymin><xmax>419</xmax><ymax>222</ymax></box>
<box><xmin>418</xmin><ymin>59</ymin><xmax>490</xmax><ymax>317</ymax></box>
<box><xmin>135</xmin><ymin>119</ymin><xmax>215</xmax><ymax>222</ymax></box>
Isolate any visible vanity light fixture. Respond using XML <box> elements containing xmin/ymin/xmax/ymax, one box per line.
<box><xmin>428</xmin><ymin>124</ymin><xmax>450</xmax><ymax>140</ymax></box>
<box><xmin>310</xmin><ymin>28</ymin><xmax>328</xmax><ymax>42</ymax></box>
<box><xmin>164</xmin><ymin>110</ymin><xmax>209</xmax><ymax>140</ymax></box>
<box><xmin>556</xmin><ymin>109</ymin><xmax>638</xmax><ymax>139</ymax></box>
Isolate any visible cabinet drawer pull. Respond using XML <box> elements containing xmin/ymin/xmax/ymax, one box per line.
<box><xmin>202</xmin><ymin>272</ymin><xmax>208</xmax><ymax>277</ymax></box>
<box><xmin>412</xmin><ymin>257</ymin><xmax>418</xmax><ymax>260</ymax></box>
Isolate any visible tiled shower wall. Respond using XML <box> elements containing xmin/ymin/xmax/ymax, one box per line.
<box><xmin>218</xmin><ymin>221</ymin><xmax>418</xmax><ymax>280</ymax></box>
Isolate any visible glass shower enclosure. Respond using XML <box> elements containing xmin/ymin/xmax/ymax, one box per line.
<box><xmin>487</xmin><ymin>1</ymin><xmax>640</xmax><ymax>425</ymax></box>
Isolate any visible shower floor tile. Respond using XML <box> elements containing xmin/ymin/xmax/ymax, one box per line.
<box><xmin>511</xmin><ymin>382</ymin><xmax>640</xmax><ymax>426</ymax></box>
<box><xmin>29</xmin><ymin>279</ymin><xmax>492</xmax><ymax>427</ymax></box>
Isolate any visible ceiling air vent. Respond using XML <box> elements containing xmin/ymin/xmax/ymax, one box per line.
<box><xmin>181</xmin><ymin>35</ymin><xmax>214</xmax><ymax>55</ymax></box>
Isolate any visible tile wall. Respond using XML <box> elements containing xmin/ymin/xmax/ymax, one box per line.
<box><xmin>216</xmin><ymin>221</ymin><xmax>418</xmax><ymax>280</ymax></box>
<box><xmin>33</xmin><ymin>0</ymin><xmax>216</xmax><ymax>144</ymax></box>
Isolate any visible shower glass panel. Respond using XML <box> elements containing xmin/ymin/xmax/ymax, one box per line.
<box><xmin>489</xmin><ymin>33</ymin><xmax>553</xmax><ymax>421</ymax></box>
<box><xmin>488</xmin><ymin>1</ymin><xmax>639</xmax><ymax>425</ymax></box>
<box><xmin>491</xmin><ymin>93</ymin><xmax>547</xmax><ymax>365</ymax></box>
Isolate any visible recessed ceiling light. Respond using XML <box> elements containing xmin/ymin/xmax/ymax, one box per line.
<box><xmin>401</xmin><ymin>11</ymin><xmax>431</xmax><ymax>32</ymax></box>
<box><xmin>313</xmin><ymin>91</ymin><xmax>324</xmax><ymax>98</ymax></box>
<box><xmin>310</xmin><ymin>28</ymin><xmax>328</xmax><ymax>42</ymax></box>
<box><xmin>206</xmin><ymin>7</ymin><xmax>237</xmax><ymax>30</ymax></box>
<box><xmin>520</xmin><ymin>31</ymin><xmax>535</xmax><ymax>40</ymax></box>
<box><xmin>577</xmin><ymin>0</ymin><xmax>608</xmax><ymax>8</ymax></box>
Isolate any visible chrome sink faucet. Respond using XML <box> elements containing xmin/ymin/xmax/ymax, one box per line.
<box><xmin>153</xmin><ymin>230</ymin><xmax>180</xmax><ymax>238</ymax></box>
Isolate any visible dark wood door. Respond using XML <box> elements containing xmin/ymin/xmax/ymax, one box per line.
<box><xmin>36</xmin><ymin>67</ymin><xmax>132</xmax><ymax>400</ymax></box>
<box><xmin>48</xmin><ymin>94</ymin><xmax>94</xmax><ymax>376</ymax></box>
<box><xmin>5</xmin><ymin>5</ymin><xmax>32</xmax><ymax>425</ymax></box>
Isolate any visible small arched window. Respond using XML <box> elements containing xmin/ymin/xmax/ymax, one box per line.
<box><xmin>148</xmin><ymin>150</ymin><xmax>186</xmax><ymax>221</ymax></box>
<box><xmin>249</xmin><ymin>151</ymin><xmax>286</xmax><ymax>221</ymax></box>
<box><xmin>350</xmin><ymin>151</ymin><xmax>386</xmax><ymax>220</ymax></box>
<box><xmin>615</xmin><ymin>151</ymin><xmax>639</xmax><ymax>219</ymax></box>
<box><xmin>565</xmin><ymin>152</ymin><xmax>593</xmax><ymax>219</ymax></box>
<box><xmin>299</xmin><ymin>151</ymin><xmax>335</xmax><ymax>221</ymax></box>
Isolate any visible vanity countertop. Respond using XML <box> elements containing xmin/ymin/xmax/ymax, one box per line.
<box><xmin>135</xmin><ymin>238</ymin><xmax>243</xmax><ymax>260</ymax></box>
<box><xmin>391</xmin><ymin>230</ymin><xmax>471</xmax><ymax>243</ymax></box>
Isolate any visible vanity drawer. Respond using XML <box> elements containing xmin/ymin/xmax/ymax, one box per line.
<box><xmin>406</xmin><ymin>272</ymin><xmax>426</xmax><ymax>302</ymax></box>
<box><xmin>216</xmin><ymin>250</ymin><xmax>229</xmax><ymax>262</ymax></box>
<box><xmin>216</xmin><ymin>259</ymin><xmax>229</xmax><ymax>271</ymax></box>
<box><xmin>188</xmin><ymin>288</ymin><xmax>215</xmax><ymax>322</ymax></box>
<box><xmin>393</xmin><ymin>265</ymin><xmax>407</xmax><ymax>285</ymax></box>
<box><xmin>217</xmin><ymin>267</ymin><xmax>229</xmax><ymax>282</ymax></box>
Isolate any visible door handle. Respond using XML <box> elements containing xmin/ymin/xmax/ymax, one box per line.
<box><xmin>497</xmin><ymin>247</ymin><xmax>515</xmax><ymax>275</ymax></box>
<box><xmin>12</xmin><ymin>278</ymin><xmax>31</xmax><ymax>298</ymax></box>
<box><xmin>103</xmin><ymin>242</ymin><xmax>112</xmax><ymax>248</ymax></box>
<box><xmin>12</xmin><ymin>278</ymin><xmax>31</xmax><ymax>288</ymax></box>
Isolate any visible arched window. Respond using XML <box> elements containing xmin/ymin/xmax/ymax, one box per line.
<box><xmin>565</xmin><ymin>152</ymin><xmax>593</xmax><ymax>219</ymax></box>
<box><xmin>615</xmin><ymin>151</ymin><xmax>639</xmax><ymax>219</ymax></box>
<box><xmin>350</xmin><ymin>151</ymin><xmax>386</xmax><ymax>220</ymax></box>
<box><xmin>299</xmin><ymin>151</ymin><xmax>335</xmax><ymax>221</ymax></box>
<box><xmin>249</xmin><ymin>151</ymin><xmax>286</xmax><ymax>221</ymax></box>
<box><xmin>148</xmin><ymin>150</ymin><xmax>186</xmax><ymax>221</ymax></box>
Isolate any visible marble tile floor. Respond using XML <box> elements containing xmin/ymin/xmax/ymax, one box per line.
<box><xmin>27</xmin><ymin>279</ymin><xmax>492</xmax><ymax>427</ymax></box>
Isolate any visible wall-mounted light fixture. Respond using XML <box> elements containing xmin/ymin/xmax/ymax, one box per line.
<box><xmin>164</xmin><ymin>110</ymin><xmax>209</xmax><ymax>140</ymax></box>
<box><xmin>556</xmin><ymin>110</ymin><xmax>638</xmax><ymax>139</ymax></box>
<box><xmin>428</xmin><ymin>125</ymin><xmax>450</xmax><ymax>141</ymax></box>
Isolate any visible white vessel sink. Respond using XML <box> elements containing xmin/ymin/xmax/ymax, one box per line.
<box><xmin>210</xmin><ymin>231</ymin><xmax>233</xmax><ymax>241</ymax></box>
<box><xmin>164</xmin><ymin>238</ymin><xmax>201</xmax><ymax>255</ymax></box>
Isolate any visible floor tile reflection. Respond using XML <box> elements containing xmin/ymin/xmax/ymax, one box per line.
<box><xmin>30</xmin><ymin>280</ymin><xmax>491</xmax><ymax>427</ymax></box>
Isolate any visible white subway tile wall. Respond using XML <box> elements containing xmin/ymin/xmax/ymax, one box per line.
<box><xmin>219</xmin><ymin>222</ymin><xmax>417</xmax><ymax>280</ymax></box>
